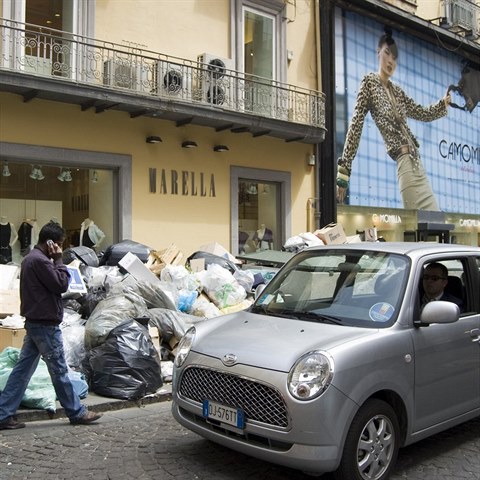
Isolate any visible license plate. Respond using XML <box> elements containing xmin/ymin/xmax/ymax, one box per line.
<box><xmin>203</xmin><ymin>400</ymin><xmax>245</xmax><ymax>429</ymax></box>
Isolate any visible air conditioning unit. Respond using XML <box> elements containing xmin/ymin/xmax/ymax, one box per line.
<box><xmin>103</xmin><ymin>58</ymin><xmax>149</xmax><ymax>92</ymax></box>
<box><xmin>442</xmin><ymin>0</ymin><xmax>477</xmax><ymax>34</ymax></box>
<box><xmin>154</xmin><ymin>60</ymin><xmax>193</xmax><ymax>100</ymax></box>
<box><xmin>196</xmin><ymin>53</ymin><xmax>237</xmax><ymax>108</ymax></box>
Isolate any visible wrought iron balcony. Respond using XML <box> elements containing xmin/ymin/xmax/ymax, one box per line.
<box><xmin>0</xmin><ymin>18</ymin><xmax>326</xmax><ymax>144</ymax></box>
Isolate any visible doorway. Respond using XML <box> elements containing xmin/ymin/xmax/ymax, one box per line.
<box><xmin>231</xmin><ymin>166</ymin><xmax>291</xmax><ymax>255</ymax></box>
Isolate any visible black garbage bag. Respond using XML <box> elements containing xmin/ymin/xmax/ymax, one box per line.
<box><xmin>63</xmin><ymin>246</ymin><xmax>99</xmax><ymax>267</ymax></box>
<box><xmin>99</xmin><ymin>240</ymin><xmax>152</xmax><ymax>267</ymax></box>
<box><xmin>186</xmin><ymin>251</ymin><xmax>239</xmax><ymax>274</ymax></box>
<box><xmin>88</xmin><ymin>317</ymin><xmax>162</xmax><ymax>400</ymax></box>
<box><xmin>79</xmin><ymin>287</ymin><xmax>108</xmax><ymax>319</ymax></box>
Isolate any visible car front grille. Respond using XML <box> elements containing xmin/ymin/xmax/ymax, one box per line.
<box><xmin>179</xmin><ymin>366</ymin><xmax>289</xmax><ymax>428</ymax></box>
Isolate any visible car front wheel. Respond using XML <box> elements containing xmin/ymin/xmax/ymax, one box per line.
<box><xmin>334</xmin><ymin>399</ymin><xmax>400</xmax><ymax>480</ymax></box>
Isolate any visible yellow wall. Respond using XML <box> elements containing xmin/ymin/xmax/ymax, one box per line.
<box><xmin>95</xmin><ymin>0</ymin><xmax>231</xmax><ymax>63</ymax></box>
<box><xmin>94</xmin><ymin>0</ymin><xmax>318</xmax><ymax>90</ymax></box>
<box><xmin>285</xmin><ymin>0</ymin><xmax>318</xmax><ymax>90</ymax></box>
<box><xmin>416</xmin><ymin>1</ymin><xmax>442</xmax><ymax>21</ymax></box>
<box><xmin>0</xmin><ymin>92</ymin><xmax>314</xmax><ymax>257</ymax></box>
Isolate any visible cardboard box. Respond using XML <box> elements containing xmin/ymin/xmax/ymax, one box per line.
<box><xmin>198</xmin><ymin>242</ymin><xmax>241</xmax><ymax>264</ymax></box>
<box><xmin>0</xmin><ymin>265</ymin><xmax>19</xmax><ymax>290</ymax></box>
<box><xmin>0</xmin><ymin>289</ymin><xmax>21</xmax><ymax>317</ymax></box>
<box><xmin>365</xmin><ymin>227</ymin><xmax>378</xmax><ymax>242</ymax></box>
<box><xmin>314</xmin><ymin>223</ymin><xmax>347</xmax><ymax>245</ymax></box>
<box><xmin>0</xmin><ymin>326</ymin><xmax>26</xmax><ymax>351</ymax></box>
<box><xmin>346</xmin><ymin>234</ymin><xmax>363</xmax><ymax>244</ymax></box>
<box><xmin>119</xmin><ymin>251</ymin><xmax>162</xmax><ymax>286</ymax></box>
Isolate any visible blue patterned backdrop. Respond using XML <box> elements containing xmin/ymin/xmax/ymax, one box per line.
<box><xmin>335</xmin><ymin>9</ymin><xmax>479</xmax><ymax>214</ymax></box>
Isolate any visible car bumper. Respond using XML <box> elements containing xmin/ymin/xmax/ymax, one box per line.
<box><xmin>172</xmin><ymin>353</ymin><xmax>358</xmax><ymax>474</ymax></box>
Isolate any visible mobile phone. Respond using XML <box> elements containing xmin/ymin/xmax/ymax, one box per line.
<box><xmin>47</xmin><ymin>239</ymin><xmax>55</xmax><ymax>248</ymax></box>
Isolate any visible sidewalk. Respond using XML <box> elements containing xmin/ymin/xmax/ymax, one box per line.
<box><xmin>15</xmin><ymin>384</ymin><xmax>172</xmax><ymax>423</ymax></box>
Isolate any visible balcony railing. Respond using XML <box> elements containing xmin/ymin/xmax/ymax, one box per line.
<box><xmin>0</xmin><ymin>18</ymin><xmax>325</xmax><ymax>129</ymax></box>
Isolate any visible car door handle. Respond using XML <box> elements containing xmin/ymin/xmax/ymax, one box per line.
<box><xmin>465</xmin><ymin>328</ymin><xmax>480</xmax><ymax>342</ymax></box>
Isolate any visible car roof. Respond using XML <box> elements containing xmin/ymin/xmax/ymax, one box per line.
<box><xmin>306</xmin><ymin>242</ymin><xmax>480</xmax><ymax>258</ymax></box>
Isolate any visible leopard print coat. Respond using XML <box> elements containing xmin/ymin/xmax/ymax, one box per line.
<box><xmin>339</xmin><ymin>72</ymin><xmax>447</xmax><ymax>173</ymax></box>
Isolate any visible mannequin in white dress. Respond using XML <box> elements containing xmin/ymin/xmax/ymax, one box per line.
<box><xmin>79</xmin><ymin>218</ymin><xmax>105</xmax><ymax>250</ymax></box>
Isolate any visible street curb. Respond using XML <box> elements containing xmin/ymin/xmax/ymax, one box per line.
<box><xmin>15</xmin><ymin>386</ymin><xmax>173</xmax><ymax>423</ymax></box>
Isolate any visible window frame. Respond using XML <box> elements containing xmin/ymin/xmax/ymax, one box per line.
<box><xmin>232</xmin><ymin>0</ymin><xmax>287</xmax><ymax>83</ymax></box>
<box><xmin>231</xmin><ymin>166</ymin><xmax>291</xmax><ymax>255</ymax></box>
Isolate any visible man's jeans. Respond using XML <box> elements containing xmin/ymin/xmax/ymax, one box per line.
<box><xmin>0</xmin><ymin>322</ymin><xmax>86</xmax><ymax>422</ymax></box>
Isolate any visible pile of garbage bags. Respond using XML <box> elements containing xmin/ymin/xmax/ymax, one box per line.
<box><xmin>58</xmin><ymin>242</ymin><xmax>277</xmax><ymax>401</ymax></box>
<box><xmin>0</xmin><ymin>241</ymin><xmax>279</xmax><ymax>407</ymax></box>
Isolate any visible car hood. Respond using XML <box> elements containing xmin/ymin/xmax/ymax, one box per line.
<box><xmin>191</xmin><ymin>311</ymin><xmax>378</xmax><ymax>372</ymax></box>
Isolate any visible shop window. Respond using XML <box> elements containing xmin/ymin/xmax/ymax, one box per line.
<box><xmin>0</xmin><ymin>162</ymin><xmax>114</xmax><ymax>264</ymax></box>
<box><xmin>238</xmin><ymin>180</ymin><xmax>278</xmax><ymax>253</ymax></box>
<box><xmin>231</xmin><ymin>167</ymin><xmax>291</xmax><ymax>255</ymax></box>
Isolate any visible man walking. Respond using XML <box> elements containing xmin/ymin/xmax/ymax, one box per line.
<box><xmin>0</xmin><ymin>221</ymin><xmax>102</xmax><ymax>429</ymax></box>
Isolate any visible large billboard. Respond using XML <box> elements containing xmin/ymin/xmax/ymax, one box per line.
<box><xmin>335</xmin><ymin>9</ymin><xmax>479</xmax><ymax>214</ymax></box>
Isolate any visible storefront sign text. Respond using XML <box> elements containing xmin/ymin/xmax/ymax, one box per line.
<box><xmin>372</xmin><ymin>213</ymin><xmax>402</xmax><ymax>224</ymax></box>
<box><xmin>459</xmin><ymin>218</ymin><xmax>480</xmax><ymax>229</ymax></box>
<box><xmin>149</xmin><ymin>168</ymin><xmax>216</xmax><ymax>197</ymax></box>
<box><xmin>439</xmin><ymin>140</ymin><xmax>480</xmax><ymax>166</ymax></box>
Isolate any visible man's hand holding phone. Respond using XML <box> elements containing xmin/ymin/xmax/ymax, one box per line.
<box><xmin>46</xmin><ymin>239</ymin><xmax>63</xmax><ymax>261</ymax></box>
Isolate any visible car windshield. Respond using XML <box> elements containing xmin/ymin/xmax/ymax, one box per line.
<box><xmin>251</xmin><ymin>249</ymin><xmax>409</xmax><ymax>328</ymax></box>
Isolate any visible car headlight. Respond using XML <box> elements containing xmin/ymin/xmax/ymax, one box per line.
<box><xmin>288</xmin><ymin>351</ymin><xmax>334</xmax><ymax>400</ymax></box>
<box><xmin>174</xmin><ymin>327</ymin><xmax>196</xmax><ymax>368</ymax></box>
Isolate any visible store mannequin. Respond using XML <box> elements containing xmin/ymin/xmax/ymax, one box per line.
<box><xmin>0</xmin><ymin>216</ymin><xmax>18</xmax><ymax>263</ymax></box>
<box><xmin>80</xmin><ymin>218</ymin><xmax>105</xmax><ymax>250</ymax></box>
<box><xmin>17</xmin><ymin>218</ymin><xmax>39</xmax><ymax>257</ymax></box>
<box><xmin>253</xmin><ymin>224</ymin><xmax>273</xmax><ymax>250</ymax></box>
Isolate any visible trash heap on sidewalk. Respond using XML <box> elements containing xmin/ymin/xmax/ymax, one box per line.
<box><xmin>0</xmin><ymin>239</ymin><xmax>278</xmax><ymax>409</ymax></box>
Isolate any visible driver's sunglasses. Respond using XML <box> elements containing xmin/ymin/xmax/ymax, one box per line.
<box><xmin>422</xmin><ymin>275</ymin><xmax>446</xmax><ymax>282</ymax></box>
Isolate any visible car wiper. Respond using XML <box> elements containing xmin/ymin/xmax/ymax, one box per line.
<box><xmin>292</xmin><ymin>311</ymin><xmax>344</xmax><ymax>325</ymax></box>
<box><xmin>249</xmin><ymin>304</ymin><xmax>269</xmax><ymax>314</ymax></box>
<box><xmin>250</xmin><ymin>305</ymin><xmax>299</xmax><ymax>319</ymax></box>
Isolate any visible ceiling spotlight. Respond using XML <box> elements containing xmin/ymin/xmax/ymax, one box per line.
<box><xmin>57</xmin><ymin>168</ymin><xmax>72</xmax><ymax>182</ymax></box>
<box><xmin>146</xmin><ymin>135</ymin><xmax>162</xmax><ymax>144</ymax></box>
<box><xmin>213</xmin><ymin>145</ymin><xmax>229</xmax><ymax>152</ymax></box>
<box><xmin>30</xmin><ymin>165</ymin><xmax>44</xmax><ymax>180</ymax></box>
<box><xmin>247</xmin><ymin>184</ymin><xmax>258</xmax><ymax>195</ymax></box>
<box><xmin>2</xmin><ymin>162</ymin><xmax>11</xmax><ymax>177</ymax></box>
<box><xmin>36</xmin><ymin>168</ymin><xmax>45</xmax><ymax>180</ymax></box>
<box><xmin>92</xmin><ymin>170</ymin><xmax>98</xmax><ymax>183</ymax></box>
<box><xmin>182</xmin><ymin>141</ymin><xmax>197</xmax><ymax>149</ymax></box>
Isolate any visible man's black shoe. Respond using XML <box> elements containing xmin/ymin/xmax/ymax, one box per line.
<box><xmin>70</xmin><ymin>411</ymin><xmax>103</xmax><ymax>425</ymax></box>
<box><xmin>0</xmin><ymin>417</ymin><xmax>26</xmax><ymax>430</ymax></box>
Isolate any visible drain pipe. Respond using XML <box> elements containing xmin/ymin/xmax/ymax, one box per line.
<box><xmin>312</xmin><ymin>0</ymin><xmax>322</xmax><ymax>231</ymax></box>
<box><xmin>306</xmin><ymin>197</ymin><xmax>319</xmax><ymax>232</ymax></box>
<box><xmin>317</xmin><ymin>0</ymin><xmax>337</xmax><ymax>227</ymax></box>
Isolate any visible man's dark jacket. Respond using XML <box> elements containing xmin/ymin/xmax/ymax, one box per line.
<box><xmin>20</xmin><ymin>246</ymin><xmax>70</xmax><ymax>325</ymax></box>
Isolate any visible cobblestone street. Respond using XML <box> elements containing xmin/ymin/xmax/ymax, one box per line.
<box><xmin>0</xmin><ymin>401</ymin><xmax>479</xmax><ymax>479</ymax></box>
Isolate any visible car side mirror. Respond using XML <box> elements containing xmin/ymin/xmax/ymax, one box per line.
<box><xmin>418</xmin><ymin>301</ymin><xmax>460</xmax><ymax>326</ymax></box>
<box><xmin>254</xmin><ymin>283</ymin><xmax>266</xmax><ymax>300</ymax></box>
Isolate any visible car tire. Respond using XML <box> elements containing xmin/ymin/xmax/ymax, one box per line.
<box><xmin>334</xmin><ymin>399</ymin><xmax>400</xmax><ymax>480</ymax></box>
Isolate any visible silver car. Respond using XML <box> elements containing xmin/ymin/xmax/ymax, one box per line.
<box><xmin>172</xmin><ymin>243</ymin><xmax>480</xmax><ymax>480</ymax></box>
